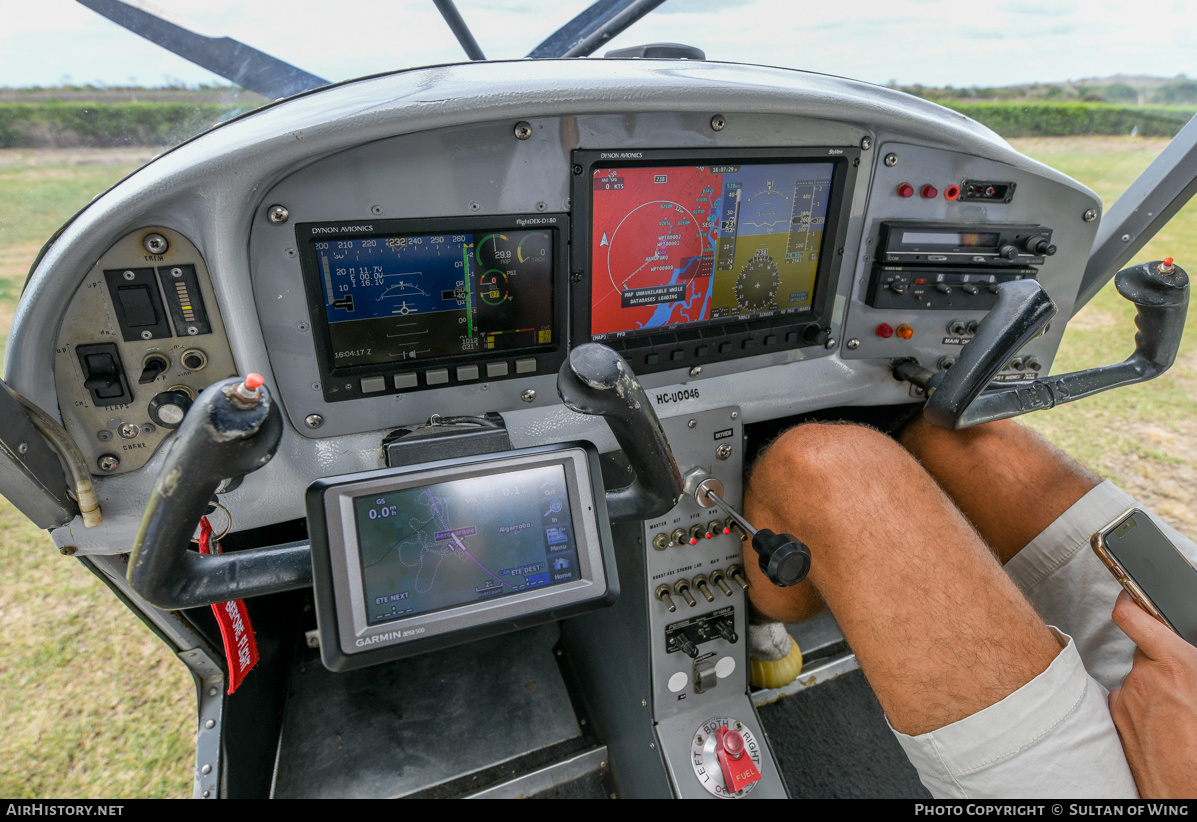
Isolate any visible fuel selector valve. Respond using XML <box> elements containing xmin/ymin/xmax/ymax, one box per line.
<box><xmin>683</xmin><ymin>468</ymin><xmax>811</xmax><ymax>588</ymax></box>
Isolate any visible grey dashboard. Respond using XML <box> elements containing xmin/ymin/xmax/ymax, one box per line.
<box><xmin>5</xmin><ymin>58</ymin><xmax>1101</xmax><ymax>555</ymax></box>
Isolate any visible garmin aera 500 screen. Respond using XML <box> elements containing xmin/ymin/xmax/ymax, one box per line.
<box><xmin>354</xmin><ymin>464</ymin><xmax>580</xmax><ymax>625</ymax></box>
<box><xmin>310</xmin><ymin>227</ymin><xmax>555</xmax><ymax>368</ymax></box>
<box><xmin>587</xmin><ymin>160</ymin><xmax>837</xmax><ymax>339</ymax></box>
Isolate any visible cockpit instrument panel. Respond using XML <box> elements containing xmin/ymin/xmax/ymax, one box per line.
<box><xmin>297</xmin><ymin>215</ymin><xmax>568</xmax><ymax>402</ymax></box>
<box><xmin>571</xmin><ymin>148</ymin><xmax>858</xmax><ymax>374</ymax></box>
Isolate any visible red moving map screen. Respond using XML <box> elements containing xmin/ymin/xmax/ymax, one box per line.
<box><xmin>589</xmin><ymin>161</ymin><xmax>837</xmax><ymax>339</ymax></box>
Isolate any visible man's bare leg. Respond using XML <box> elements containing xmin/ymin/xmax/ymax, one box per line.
<box><xmin>741</xmin><ymin>421</ymin><xmax>1062</xmax><ymax>736</ymax></box>
<box><xmin>897</xmin><ymin>417</ymin><xmax>1100</xmax><ymax>564</ymax></box>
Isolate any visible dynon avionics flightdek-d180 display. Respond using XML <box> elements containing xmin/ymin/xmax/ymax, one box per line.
<box><xmin>571</xmin><ymin>148</ymin><xmax>858</xmax><ymax>374</ymax></box>
<box><xmin>306</xmin><ymin>444</ymin><xmax>616</xmax><ymax>671</ymax></box>
<box><xmin>296</xmin><ymin>214</ymin><xmax>568</xmax><ymax>402</ymax></box>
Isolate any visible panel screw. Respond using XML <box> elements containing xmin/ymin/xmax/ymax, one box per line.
<box><xmin>59</xmin><ymin>545</ymin><xmax>77</xmax><ymax>555</ymax></box>
<box><xmin>201</xmin><ymin>764</ymin><xmax>212</xmax><ymax>775</ymax></box>
<box><xmin>305</xmin><ymin>414</ymin><xmax>324</xmax><ymax>429</ymax></box>
<box><xmin>1083</xmin><ymin>208</ymin><xmax>1099</xmax><ymax>222</ymax></box>
<box><xmin>846</xmin><ymin>338</ymin><xmax>861</xmax><ymax>350</ymax></box>
<box><xmin>118</xmin><ymin>423</ymin><xmax>140</xmax><ymax>439</ymax></box>
<box><xmin>268</xmin><ymin>204</ymin><xmax>290</xmax><ymax>224</ymax></box>
<box><xmin>143</xmin><ymin>233</ymin><xmax>169</xmax><ymax>254</ymax></box>
<box><xmin>469</xmin><ymin>201</ymin><xmax>481</xmax><ymax>212</ymax></box>
<box><xmin>370</xmin><ymin>204</ymin><xmax>383</xmax><ymax>216</ymax></box>
<box><xmin>123</xmin><ymin>270</ymin><xmax>136</xmax><ymax>281</ymax></box>
<box><xmin>17</xmin><ymin>441</ymin><xmax>27</xmax><ymax>454</ymax></box>
<box><xmin>536</xmin><ymin>201</ymin><xmax>548</xmax><ymax>212</ymax></box>
<box><xmin>514</xmin><ymin>121</ymin><xmax>533</xmax><ymax>140</ymax></box>
<box><xmin>1121</xmin><ymin>233</ymin><xmax>1131</xmax><ymax>242</ymax></box>
<box><xmin>860</xmin><ymin>136</ymin><xmax>873</xmax><ymax>150</ymax></box>
<box><xmin>521</xmin><ymin>389</ymin><xmax>536</xmax><ymax>403</ymax></box>
<box><xmin>297</xmin><ymin>322</ymin><xmax>309</xmax><ymax>332</ymax></box>
<box><xmin>141</xmin><ymin>330</ymin><xmax>153</xmax><ymax>340</ymax></box>
<box><xmin>710</xmin><ymin>114</ymin><xmax>726</xmax><ymax>132</ymax></box>
<box><xmin>884</xmin><ymin>153</ymin><xmax>898</xmax><ymax>167</ymax></box>
<box><xmin>98</xmin><ymin>454</ymin><xmax>120</xmax><ymax>471</ymax></box>
<box><xmin>689</xmin><ymin>366</ymin><xmax>702</xmax><ymax>377</ymax></box>
<box><xmin>825</xmin><ymin>337</ymin><xmax>837</xmax><ymax>349</ymax></box>
<box><xmin>171</xmin><ymin>267</ymin><xmax>183</xmax><ymax>277</ymax></box>
<box><xmin>687</xmin><ymin>419</ymin><xmax>697</xmax><ymax>428</ymax></box>
<box><xmin>205</xmin><ymin>719</ymin><xmax>215</xmax><ymax>729</ymax></box>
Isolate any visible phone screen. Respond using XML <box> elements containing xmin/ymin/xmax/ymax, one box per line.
<box><xmin>1103</xmin><ymin>511</ymin><xmax>1197</xmax><ymax>644</ymax></box>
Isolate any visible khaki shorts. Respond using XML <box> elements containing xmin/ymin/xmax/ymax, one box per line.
<box><xmin>891</xmin><ymin>482</ymin><xmax>1197</xmax><ymax>799</ymax></box>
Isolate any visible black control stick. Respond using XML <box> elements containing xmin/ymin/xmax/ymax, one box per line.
<box><xmin>557</xmin><ymin>343</ymin><xmax>685</xmax><ymax>522</ymax></box>
<box><xmin>684</xmin><ymin>468</ymin><xmax>811</xmax><ymax>587</ymax></box>
<box><xmin>127</xmin><ymin>375</ymin><xmax>313</xmax><ymax>610</ymax></box>
<box><xmin>896</xmin><ymin>260</ymin><xmax>1189</xmax><ymax>429</ymax></box>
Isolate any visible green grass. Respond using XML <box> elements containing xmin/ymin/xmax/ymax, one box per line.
<box><xmin>0</xmin><ymin>148</ymin><xmax>192</xmax><ymax>799</ymax></box>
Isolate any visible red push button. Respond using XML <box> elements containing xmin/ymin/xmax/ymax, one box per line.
<box><xmin>921</xmin><ymin>184</ymin><xmax>938</xmax><ymax>199</ymax></box>
<box><xmin>897</xmin><ymin>183</ymin><xmax>915</xmax><ymax>198</ymax></box>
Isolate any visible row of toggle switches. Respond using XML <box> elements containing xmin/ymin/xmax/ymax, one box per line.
<box><xmin>652</xmin><ymin>518</ymin><xmax>745</xmax><ymax>550</ymax></box>
<box><xmin>656</xmin><ymin>566</ymin><xmax>748</xmax><ymax>612</ymax></box>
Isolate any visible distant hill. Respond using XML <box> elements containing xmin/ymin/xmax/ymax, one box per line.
<box><xmin>891</xmin><ymin>75</ymin><xmax>1197</xmax><ymax>107</ymax></box>
<box><xmin>0</xmin><ymin>85</ymin><xmax>268</xmax><ymax>105</ymax></box>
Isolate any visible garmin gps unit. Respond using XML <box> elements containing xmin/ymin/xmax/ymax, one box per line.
<box><xmin>306</xmin><ymin>443</ymin><xmax>616</xmax><ymax>671</ymax></box>
<box><xmin>570</xmin><ymin>147</ymin><xmax>858</xmax><ymax>375</ymax></box>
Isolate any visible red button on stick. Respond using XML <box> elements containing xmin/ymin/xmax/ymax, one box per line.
<box><xmin>244</xmin><ymin>373</ymin><xmax>265</xmax><ymax>390</ymax></box>
<box><xmin>897</xmin><ymin>183</ymin><xmax>915</xmax><ymax>198</ymax></box>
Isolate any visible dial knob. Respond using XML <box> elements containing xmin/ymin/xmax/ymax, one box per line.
<box><xmin>1026</xmin><ymin>235</ymin><xmax>1057</xmax><ymax>256</ymax></box>
<box><xmin>148</xmin><ymin>390</ymin><xmax>194</xmax><ymax>429</ymax></box>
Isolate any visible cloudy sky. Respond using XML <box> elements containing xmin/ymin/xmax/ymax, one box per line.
<box><xmin>3</xmin><ymin>0</ymin><xmax>1196</xmax><ymax>90</ymax></box>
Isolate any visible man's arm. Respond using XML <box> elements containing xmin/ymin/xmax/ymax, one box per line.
<box><xmin>1108</xmin><ymin>590</ymin><xmax>1197</xmax><ymax>798</ymax></box>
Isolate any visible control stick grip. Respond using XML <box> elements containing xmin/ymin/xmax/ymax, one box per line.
<box><xmin>557</xmin><ymin>343</ymin><xmax>684</xmax><ymax>522</ymax></box>
<box><xmin>127</xmin><ymin>376</ymin><xmax>312</xmax><ymax>610</ymax></box>
<box><xmin>919</xmin><ymin>261</ymin><xmax>1188</xmax><ymax>429</ymax></box>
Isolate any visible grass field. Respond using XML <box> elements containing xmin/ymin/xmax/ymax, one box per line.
<box><xmin>0</xmin><ymin>136</ymin><xmax>1193</xmax><ymax>798</ymax></box>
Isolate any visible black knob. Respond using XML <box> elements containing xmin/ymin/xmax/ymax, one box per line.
<box><xmin>803</xmin><ymin>325</ymin><xmax>831</xmax><ymax>345</ymax></box>
<box><xmin>716</xmin><ymin>620</ymin><xmax>738</xmax><ymax>643</ymax></box>
<box><xmin>999</xmin><ymin>244</ymin><xmax>1019</xmax><ymax>260</ymax></box>
<box><xmin>1027</xmin><ymin>236</ymin><xmax>1057</xmax><ymax>256</ymax></box>
<box><xmin>752</xmin><ymin>529</ymin><xmax>811</xmax><ymax>587</ymax></box>
<box><xmin>148</xmin><ymin>390</ymin><xmax>194</xmax><ymax>429</ymax></box>
<box><xmin>672</xmin><ymin>634</ymin><xmax>699</xmax><ymax>659</ymax></box>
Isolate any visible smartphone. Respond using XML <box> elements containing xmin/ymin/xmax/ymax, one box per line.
<box><xmin>1092</xmin><ymin>508</ymin><xmax>1197</xmax><ymax>645</ymax></box>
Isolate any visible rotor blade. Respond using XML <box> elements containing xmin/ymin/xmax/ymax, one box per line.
<box><xmin>431</xmin><ymin>0</ymin><xmax>486</xmax><ymax>61</ymax></box>
<box><xmin>77</xmin><ymin>0</ymin><xmax>328</xmax><ymax>98</ymax></box>
<box><xmin>527</xmin><ymin>0</ymin><xmax>668</xmax><ymax>59</ymax></box>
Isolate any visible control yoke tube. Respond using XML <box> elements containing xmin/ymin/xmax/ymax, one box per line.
<box><xmin>127</xmin><ymin>377</ymin><xmax>312</xmax><ymax>610</ymax></box>
<box><xmin>557</xmin><ymin>343</ymin><xmax>684</xmax><ymax>522</ymax></box>
<box><xmin>920</xmin><ymin>261</ymin><xmax>1188</xmax><ymax>429</ymax></box>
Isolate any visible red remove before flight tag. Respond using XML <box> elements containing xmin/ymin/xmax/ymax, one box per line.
<box><xmin>198</xmin><ymin>516</ymin><xmax>259</xmax><ymax>694</ymax></box>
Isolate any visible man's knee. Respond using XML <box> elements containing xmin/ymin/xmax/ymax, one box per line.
<box><xmin>747</xmin><ymin>421</ymin><xmax>920</xmax><ymax>517</ymax></box>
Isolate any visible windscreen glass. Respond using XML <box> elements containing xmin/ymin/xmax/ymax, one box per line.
<box><xmin>354</xmin><ymin>464</ymin><xmax>580</xmax><ymax>625</ymax></box>
<box><xmin>314</xmin><ymin>229</ymin><xmax>554</xmax><ymax>368</ymax></box>
<box><xmin>588</xmin><ymin>161</ymin><xmax>836</xmax><ymax>340</ymax></box>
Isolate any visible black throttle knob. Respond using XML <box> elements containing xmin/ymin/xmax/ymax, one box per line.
<box><xmin>753</xmin><ymin>529</ymin><xmax>811</xmax><ymax>587</ymax></box>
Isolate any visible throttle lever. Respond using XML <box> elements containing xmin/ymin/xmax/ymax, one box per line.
<box><xmin>898</xmin><ymin>260</ymin><xmax>1189</xmax><ymax>429</ymax></box>
<box><xmin>684</xmin><ymin>468</ymin><xmax>811</xmax><ymax>588</ymax></box>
